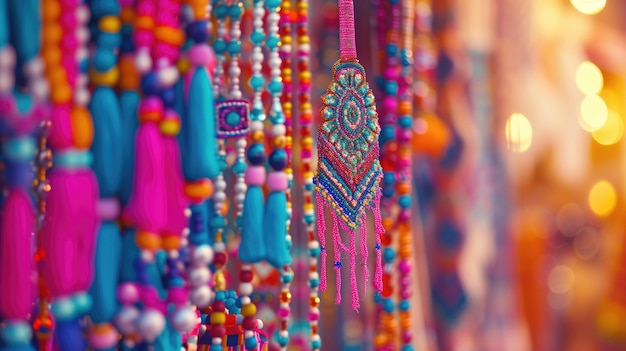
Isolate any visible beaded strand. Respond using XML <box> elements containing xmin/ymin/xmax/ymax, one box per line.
<box><xmin>293</xmin><ymin>0</ymin><xmax>321</xmax><ymax>348</ymax></box>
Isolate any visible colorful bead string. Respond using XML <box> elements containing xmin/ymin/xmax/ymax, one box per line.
<box><xmin>293</xmin><ymin>0</ymin><xmax>322</xmax><ymax>347</ymax></box>
<box><xmin>375</xmin><ymin>0</ymin><xmax>400</xmax><ymax>347</ymax></box>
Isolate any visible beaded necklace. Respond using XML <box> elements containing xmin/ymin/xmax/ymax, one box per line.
<box><xmin>39</xmin><ymin>1</ymin><xmax>100</xmax><ymax>349</ymax></box>
<box><xmin>86</xmin><ymin>1</ymin><xmax>125</xmax><ymax>349</ymax></box>
<box><xmin>315</xmin><ymin>0</ymin><xmax>384</xmax><ymax>311</ymax></box>
<box><xmin>0</xmin><ymin>1</ymin><xmax>47</xmax><ymax>349</ymax></box>
<box><xmin>293</xmin><ymin>0</ymin><xmax>321</xmax><ymax>347</ymax></box>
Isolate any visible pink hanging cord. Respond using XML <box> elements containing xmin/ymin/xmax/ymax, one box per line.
<box><xmin>372</xmin><ymin>190</ymin><xmax>384</xmax><ymax>293</ymax></box>
<box><xmin>338</xmin><ymin>0</ymin><xmax>357</xmax><ymax>59</ymax></box>
<box><xmin>331</xmin><ymin>212</ymin><xmax>342</xmax><ymax>304</ymax></box>
<box><xmin>316</xmin><ymin>192</ymin><xmax>327</xmax><ymax>291</ymax></box>
<box><xmin>360</xmin><ymin>214</ymin><xmax>368</xmax><ymax>298</ymax></box>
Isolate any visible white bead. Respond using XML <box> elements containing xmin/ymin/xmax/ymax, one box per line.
<box><xmin>140</xmin><ymin>250</ymin><xmax>155</xmax><ymax>262</ymax></box>
<box><xmin>231</xmin><ymin>28</ymin><xmax>242</xmax><ymax>39</ymax></box>
<box><xmin>253</xmin><ymin>19</ymin><xmax>264</xmax><ymax>28</ymax></box>
<box><xmin>299</xmin><ymin>43</ymin><xmax>311</xmax><ymax>53</ymax></box>
<box><xmin>229</xmin><ymin>65</ymin><xmax>241</xmax><ymax>78</ymax></box>
<box><xmin>76</xmin><ymin>27</ymin><xmax>90</xmax><ymax>44</ymax></box>
<box><xmin>272</xmin><ymin>124</ymin><xmax>286</xmax><ymax>136</ymax></box>
<box><xmin>252</xmin><ymin>63</ymin><xmax>263</xmax><ymax>74</ymax></box>
<box><xmin>240</xmin><ymin>296</ymin><xmax>251</xmax><ymax>305</ymax></box>
<box><xmin>309</xmin><ymin>272</ymin><xmax>319</xmax><ymax>280</ymax></box>
<box><xmin>304</xmin><ymin>209</ymin><xmax>314</xmax><ymax>217</ymax></box>
<box><xmin>182</xmin><ymin>228</ymin><xmax>190</xmax><ymax>237</ymax></box>
<box><xmin>192</xmin><ymin>245</ymin><xmax>214</xmax><ymax>265</ymax></box>
<box><xmin>235</xmin><ymin>182</ymin><xmax>247</xmax><ymax>194</ymax></box>
<box><xmin>0</xmin><ymin>47</ymin><xmax>16</xmax><ymax>68</ymax></box>
<box><xmin>235</xmin><ymin>314</ymin><xmax>244</xmax><ymax>324</ymax></box>
<box><xmin>185</xmin><ymin>208</ymin><xmax>192</xmax><ymax>218</ymax></box>
<box><xmin>239</xmin><ymin>282</ymin><xmax>253</xmax><ymax>296</ymax></box>
<box><xmin>137</xmin><ymin>309</ymin><xmax>166</xmax><ymax>342</ymax></box>
<box><xmin>168</xmin><ymin>250</ymin><xmax>180</xmax><ymax>259</ymax></box>
<box><xmin>214</xmin><ymin>178</ymin><xmax>227</xmax><ymax>191</ymax></box>
<box><xmin>190</xmin><ymin>285</ymin><xmax>213</xmax><ymax>308</ymax></box>
<box><xmin>189</xmin><ymin>267</ymin><xmax>211</xmax><ymax>287</ymax></box>
<box><xmin>23</xmin><ymin>58</ymin><xmax>44</xmax><ymax>78</ymax></box>
<box><xmin>0</xmin><ymin>74</ymin><xmax>14</xmax><ymax>93</ymax></box>
<box><xmin>158</xmin><ymin>66</ymin><xmax>179</xmax><ymax>87</ymax></box>
<box><xmin>279</xmin><ymin>330</ymin><xmax>289</xmax><ymax>338</ymax></box>
<box><xmin>257</xmin><ymin>319</ymin><xmax>264</xmax><ymax>329</ymax></box>
<box><xmin>311</xmin><ymin>334</ymin><xmax>321</xmax><ymax>342</ymax></box>
<box><xmin>212</xmin><ymin>338</ymin><xmax>222</xmax><ymax>344</ymax></box>
<box><xmin>311</xmin><ymin>307</ymin><xmax>320</xmax><ymax>315</ymax></box>
<box><xmin>170</xmin><ymin>307</ymin><xmax>197</xmax><ymax>333</ymax></box>
<box><xmin>253</xmin><ymin>7</ymin><xmax>265</xmax><ymax>17</ymax></box>
<box><xmin>235</xmin><ymin>194</ymin><xmax>245</xmax><ymax>205</ymax></box>
<box><xmin>217</xmin><ymin>26</ymin><xmax>227</xmax><ymax>37</ymax></box>
<box><xmin>214</xmin><ymin>191</ymin><xmax>226</xmax><ymax>203</ymax></box>
<box><xmin>76</xmin><ymin>5</ymin><xmax>90</xmax><ymax>23</ymax></box>
<box><xmin>268</xmin><ymin>12</ymin><xmax>280</xmax><ymax>22</ymax></box>
<box><xmin>286</xmin><ymin>234</ymin><xmax>292</xmax><ymax>243</ymax></box>
<box><xmin>280</xmin><ymin>44</ymin><xmax>292</xmax><ymax>53</ymax></box>
<box><xmin>213</xmin><ymin>241</ymin><xmax>226</xmax><ymax>253</ymax></box>
<box><xmin>135</xmin><ymin>50</ymin><xmax>152</xmax><ymax>74</ymax></box>
<box><xmin>304</xmin><ymin>177</ymin><xmax>314</xmax><ymax>185</ymax></box>
<box><xmin>115</xmin><ymin>305</ymin><xmax>140</xmax><ymax>334</ymax></box>
<box><xmin>244</xmin><ymin>330</ymin><xmax>255</xmax><ymax>338</ymax></box>
<box><xmin>76</xmin><ymin>74</ymin><xmax>89</xmax><ymax>87</ymax></box>
<box><xmin>74</xmin><ymin>88</ymin><xmax>90</xmax><ymax>106</ymax></box>
<box><xmin>308</xmin><ymin>241</ymin><xmax>319</xmax><ymax>249</ymax></box>
<box><xmin>31</xmin><ymin>79</ymin><xmax>49</xmax><ymax>101</ymax></box>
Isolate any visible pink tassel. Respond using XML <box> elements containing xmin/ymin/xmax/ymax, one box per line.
<box><xmin>316</xmin><ymin>192</ymin><xmax>327</xmax><ymax>292</ymax></box>
<box><xmin>349</xmin><ymin>226</ymin><xmax>359</xmax><ymax>311</ymax></box>
<box><xmin>126</xmin><ymin>120</ymin><xmax>168</xmax><ymax>234</ymax></box>
<box><xmin>0</xmin><ymin>189</ymin><xmax>34</xmax><ymax>319</ymax></box>
<box><xmin>161</xmin><ymin>116</ymin><xmax>188</xmax><ymax>237</ymax></box>
<box><xmin>331</xmin><ymin>212</ymin><xmax>341</xmax><ymax>304</ymax></box>
<box><xmin>42</xmin><ymin>170</ymin><xmax>99</xmax><ymax>296</ymax></box>
<box><xmin>372</xmin><ymin>190</ymin><xmax>384</xmax><ymax>293</ymax></box>
<box><xmin>360</xmin><ymin>214</ymin><xmax>368</xmax><ymax>298</ymax></box>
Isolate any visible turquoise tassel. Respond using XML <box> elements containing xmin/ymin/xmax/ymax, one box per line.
<box><xmin>118</xmin><ymin>91</ymin><xmax>140</xmax><ymax>205</ymax></box>
<box><xmin>88</xmin><ymin>222</ymin><xmax>121</xmax><ymax>324</ymax></box>
<box><xmin>0</xmin><ymin>0</ymin><xmax>9</xmax><ymax>48</ymax></box>
<box><xmin>239</xmin><ymin>186</ymin><xmax>266</xmax><ymax>263</ymax></box>
<box><xmin>206</xmin><ymin>198</ymin><xmax>215</xmax><ymax>246</ymax></box>
<box><xmin>90</xmin><ymin>87</ymin><xmax>123</xmax><ymax>196</ymax></box>
<box><xmin>264</xmin><ymin>191</ymin><xmax>291</xmax><ymax>268</ymax></box>
<box><xmin>8</xmin><ymin>0</ymin><xmax>39</xmax><ymax>63</ymax></box>
<box><xmin>119</xmin><ymin>228</ymin><xmax>139</xmax><ymax>282</ymax></box>
<box><xmin>183</xmin><ymin>67</ymin><xmax>219</xmax><ymax>180</ymax></box>
<box><xmin>175</xmin><ymin>79</ymin><xmax>186</xmax><ymax>158</ymax></box>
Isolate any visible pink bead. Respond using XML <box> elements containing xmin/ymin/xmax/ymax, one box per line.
<box><xmin>133</xmin><ymin>30</ymin><xmax>154</xmax><ymax>48</ymax></box>
<box><xmin>400</xmin><ymin>290</ymin><xmax>411</xmax><ymax>300</ymax></box>
<box><xmin>384</xmin><ymin>67</ymin><xmax>398</xmax><ymax>80</ymax></box>
<box><xmin>245</xmin><ymin>166</ymin><xmax>266</xmax><ymax>186</ymax></box>
<box><xmin>117</xmin><ymin>283</ymin><xmax>140</xmax><ymax>304</ymax></box>
<box><xmin>97</xmin><ymin>198</ymin><xmax>120</xmax><ymax>221</ymax></box>
<box><xmin>59</xmin><ymin>0</ymin><xmax>80</xmax><ymax>7</ymax></box>
<box><xmin>398</xmin><ymin>260</ymin><xmax>411</xmax><ymax>274</ymax></box>
<box><xmin>402</xmin><ymin>331</ymin><xmax>412</xmax><ymax>344</ymax></box>
<box><xmin>188</xmin><ymin>44</ymin><xmax>216</xmax><ymax>69</ymax></box>
<box><xmin>61</xmin><ymin>36</ymin><xmax>78</xmax><ymax>52</ymax></box>
<box><xmin>383</xmin><ymin>96</ymin><xmax>397</xmax><ymax>113</ymax></box>
<box><xmin>168</xmin><ymin>287</ymin><xmax>187</xmax><ymax>305</ymax></box>
<box><xmin>277</xmin><ymin>308</ymin><xmax>290</xmax><ymax>318</ymax></box>
<box><xmin>88</xmin><ymin>325</ymin><xmax>119</xmax><ymax>349</ymax></box>
<box><xmin>398</xmin><ymin>210</ymin><xmax>410</xmax><ymax>222</ymax></box>
<box><xmin>59</xmin><ymin>12</ymin><xmax>78</xmax><ymax>29</ymax></box>
<box><xmin>267</xmin><ymin>172</ymin><xmax>288</xmax><ymax>191</ymax></box>
<box><xmin>48</xmin><ymin>105</ymin><xmax>74</xmax><ymax>150</ymax></box>
<box><xmin>301</xmin><ymin>150</ymin><xmax>312</xmax><ymax>158</ymax></box>
<box><xmin>307</xmin><ymin>311</ymin><xmax>319</xmax><ymax>321</ymax></box>
<box><xmin>141</xmin><ymin>287</ymin><xmax>163</xmax><ymax>311</ymax></box>
<box><xmin>0</xmin><ymin>96</ymin><xmax>16</xmax><ymax>115</ymax></box>
<box><xmin>139</xmin><ymin>97</ymin><xmax>164</xmax><ymax>116</ymax></box>
<box><xmin>396</xmin><ymin>157</ymin><xmax>410</xmax><ymax>169</ymax></box>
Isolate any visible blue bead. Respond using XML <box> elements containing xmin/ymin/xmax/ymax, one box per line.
<box><xmin>304</xmin><ymin>183</ymin><xmax>315</xmax><ymax>191</ymax></box>
<box><xmin>402</xmin><ymin>345</ymin><xmax>414</xmax><ymax>351</ymax></box>
<box><xmin>380</xmin><ymin>125</ymin><xmax>395</xmax><ymax>144</ymax></box>
<box><xmin>303</xmin><ymin>214</ymin><xmax>315</xmax><ymax>224</ymax></box>
<box><xmin>245</xmin><ymin>337</ymin><xmax>258</xmax><ymax>350</ymax></box>
<box><xmin>398</xmin><ymin>195</ymin><xmax>411</xmax><ymax>208</ymax></box>
<box><xmin>210</xmin><ymin>345</ymin><xmax>223</xmax><ymax>351</ymax></box>
<box><xmin>309</xmin><ymin>278</ymin><xmax>320</xmax><ymax>288</ymax></box>
<box><xmin>187</xmin><ymin>21</ymin><xmax>209</xmax><ymax>43</ymax></box>
<box><xmin>249</xmin><ymin>75</ymin><xmax>265</xmax><ymax>89</ymax></box>
<box><xmin>226</xmin><ymin>111</ymin><xmax>241</xmax><ymax>127</ymax></box>
<box><xmin>399</xmin><ymin>300</ymin><xmax>410</xmax><ymax>311</ymax></box>
<box><xmin>0</xmin><ymin>322</ymin><xmax>32</xmax><ymax>344</ymax></box>
<box><xmin>269</xmin><ymin>149</ymin><xmax>288</xmax><ymax>170</ymax></box>
<box><xmin>51</xmin><ymin>298</ymin><xmax>77</xmax><ymax>321</ymax></box>
<box><xmin>120</xmin><ymin>40</ymin><xmax>134</xmax><ymax>53</ymax></box>
<box><xmin>386</xmin><ymin>44</ymin><xmax>398</xmax><ymax>57</ymax></box>
<box><xmin>232</xmin><ymin>160</ymin><xmax>247</xmax><ymax>175</ymax></box>
<box><xmin>281</xmin><ymin>273</ymin><xmax>293</xmax><ymax>284</ymax></box>
<box><xmin>72</xmin><ymin>292</ymin><xmax>93</xmax><ymax>315</ymax></box>
<box><xmin>246</xmin><ymin>143</ymin><xmax>266</xmax><ymax>165</ymax></box>
<box><xmin>277</xmin><ymin>335</ymin><xmax>289</xmax><ymax>347</ymax></box>
<box><xmin>267</xmin><ymin>80</ymin><xmax>283</xmax><ymax>93</ymax></box>
<box><xmin>211</xmin><ymin>216</ymin><xmax>226</xmax><ymax>230</ymax></box>
<box><xmin>215</xmin><ymin>4</ymin><xmax>229</xmax><ymax>18</ymax></box>
<box><xmin>140</xmin><ymin>72</ymin><xmax>160</xmax><ymax>96</ymax></box>
<box><xmin>236</xmin><ymin>296</ymin><xmax>244</xmax><ymax>308</ymax></box>
<box><xmin>374</xmin><ymin>292</ymin><xmax>383</xmax><ymax>303</ymax></box>
<box><xmin>383</xmin><ymin>247</ymin><xmax>396</xmax><ymax>263</ymax></box>
<box><xmin>398</xmin><ymin>115</ymin><xmax>413</xmax><ymax>129</ymax></box>
<box><xmin>311</xmin><ymin>340</ymin><xmax>322</xmax><ymax>349</ymax></box>
<box><xmin>250</xmin><ymin>30</ymin><xmax>265</xmax><ymax>45</ymax></box>
<box><xmin>93</xmin><ymin>50</ymin><xmax>117</xmax><ymax>72</ymax></box>
<box><xmin>97</xmin><ymin>32</ymin><xmax>121</xmax><ymax>49</ymax></box>
<box><xmin>251</xmin><ymin>107</ymin><xmax>265</xmax><ymax>120</ymax></box>
<box><xmin>160</xmin><ymin>87</ymin><xmax>177</xmax><ymax>108</ymax></box>
<box><xmin>265</xmin><ymin>0</ymin><xmax>281</xmax><ymax>8</ymax></box>
<box><xmin>265</xmin><ymin>34</ymin><xmax>280</xmax><ymax>48</ymax></box>
<box><xmin>227</xmin><ymin>40</ymin><xmax>242</xmax><ymax>55</ymax></box>
<box><xmin>54</xmin><ymin>150</ymin><xmax>93</xmax><ymax>169</ymax></box>
<box><xmin>213</xmin><ymin>39</ymin><xmax>227</xmax><ymax>54</ymax></box>
<box><xmin>228</xmin><ymin>4</ymin><xmax>243</xmax><ymax>18</ymax></box>
<box><xmin>90</xmin><ymin>1</ymin><xmax>120</xmax><ymax>17</ymax></box>
<box><xmin>309</xmin><ymin>247</ymin><xmax>320</xmax><ymax>257</ymax></box>
<box><xmin>3</xmin><ymin>137</ymin><xmax>35</xmax><ymax>162</ymax></box>
<box><xmin>79</xmin><ymin>58</ymin><xmax>90</xmax><ymax>73</ymax></box>
<box><xmin>383</xmin><ymin>298</ymin><xmax>394</xmax><ymax>313</ymax></box>
<box><xmin>215</xmin><ymin>291</ymin><xmax>227</xmax><ymax>301</ymax></box>
<box><xmin>389</xmin><ymin>0</ymin><xmax>400</xmax><ymax>4</ymax></box>
<box><xmin>383</xmin><ymin>172</ymin><xmax>396</xmax><ymax>185</ymax></box>
<box><xmin>401</xmin><ymin>50</ymin><xmax>413</xmax><ymax>66</ymax></box>
<box><xmin>384</xmin><ymin>80</ymin><xmax>398</xmax><ymax>96</ymax></box>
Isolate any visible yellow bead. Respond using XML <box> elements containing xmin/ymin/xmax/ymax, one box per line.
<box><xmin>177</xmin><ymin>58</ymin><xmax>191</xmax><ymax>74</ymax></box>
<box><xmin>303</xmin><ymin>172</ymin><xmax>314</xmax><ymax>180</ymax></box>
<box><xmin>99</xmin><ymin>16</ymin><xmax>122</xmax><ymax>33</ymax></box>
<box><xmin>296</xmin><ymin>1</ymin><xmax>308</xmax><ymax>10</ymax></box>
<box><xmin>297</xmin><ymin>35</ymin><xmax>310</xmax><ymax>44</ymax></box>
<box><xmin>251</xmin><ymin>131</ymin><xmax>264</xmax><ymax>143</ymax></box>
<box><xmin>282</xmin><ymin>35</ymin><xmax>292</xmax><ymax>45</ymax></box>
<box><xmin>90</xmin><ymin>67</ymin><xmax>120</xmax><ymax>87</ymax></box>
<box><xmin>299</xmin><ymin>71</ymin><xmax>311</xmax><ymax>82</ymax></box>
<box><xmin>241</xmin><ymin>303</ymin><xmax>257</xmax><ymax>318</ymax></box>
<box><xmin>304</xmin><ymin>203</ymin><xmax>314</xmax><ymax>212</ymax></box>
<box><xmin>300</xmin><ymin>102</ymin><xmax>311</xmax><ymax>112</ymax></box>
<box><xmin>273</xmin><ymin>136</ymin><xmax>285</xmax><ymax>148</ymax></box>
<box><xmin>282</xmin><ymin>68</ymin><xmax>292</xmax><ymax>77</ymax></box>
<box><xmin>210</xmin><ymin>312</ymin><xmax>226</xmax><ymax>325</ymax></box>
<box><xmin>160</xmin><ymin>118</ymin><xmax>181</xmax><ymax>136</ymax></box>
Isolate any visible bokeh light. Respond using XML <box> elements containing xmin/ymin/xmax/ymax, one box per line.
<box><xmin>592</xmin><ymin>110</ymin><xmax>624</xmax><ymax>145</ymax></box>
<box><xmin>505</xmin><ymin>113</ymin><xmax>533</xmax><ymax>152</ymax></box>
<box><xmin>548</xmin><ymin>265</ymin><xmax>576</xmax><ymax>294</ymax></box>
<box><xmin>588</xmin><ymin>180</ymin><xmax>617</xmax><ymax>217</ymax></box>
<box><xmin>579</xmin><ymin>94</ymin><xmax>608</xmax><ymax>132</ymax></box>
<box><xmin>570</xmin><ymin>0</ymin><xmax>607</xmax><ymax>15</ymax></box>
<box><xmin>575</xmin><ymin>61</ymin><xmax>603</xmax><ymax>95</ymax></box>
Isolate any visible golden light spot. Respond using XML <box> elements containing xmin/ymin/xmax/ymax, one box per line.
<box><xmin>575</xmin><ymin>61</ymin><xmax>603</xmax><ymax>95</ymax></box>
<box><xmin>571</xmin><ymin>0</ymin><xmax>606</xmax><ymax>15</ymax></box>
<box><xmin>592</xmin><ymin>110</ymin><xmax>624</xmax><ymax>145</ymax></box>
<box><xmin>579</xmin><ymin>94</ymin><xmax>608</xmax><ymax>132</ymax></box>
<box><xmin>505</xmin><ymin>113</ymin><xmax>532</xmax><ymax>152</ymax></box>
<box><xmin>588</xmin><ymin>180</ymin><xmax>617</xmax><ymax>217</ymax></box>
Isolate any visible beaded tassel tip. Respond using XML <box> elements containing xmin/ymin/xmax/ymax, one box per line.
<box><xmin>314</xmin><ymin>0</ymin><xmax>383</xmax><ymax>310</ymax></box>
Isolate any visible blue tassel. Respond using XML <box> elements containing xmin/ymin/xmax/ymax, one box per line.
<box><xmin>239</xmin><ymin>186</ymin><xmax>266</xmax><ymax>263</ymax></box>
<box><xmin>175</xmin><ymin>78</ymin><xmax>186</xmax><ymax>158</ymax></box>
<box><xmin>183</xmin><ymin>67</ymin><xmax>219</xmax><ymax>180</ymax></box>
<box><xmin>0</xmin><ymin>0</ymin><xmax>9</xmax><ymax>49</ymax></box>
<box><xmin>54</xmin><ymin>318</ymin><xmax>86</xmax><ymax>351</ymax></box>
<box><xmin>206</xmin><ymin>198</ymin><xmax>215</xmax><ymax>246</ymax></box>
<box><xmin>118</xmin><ymin>91</ymin><xmax>140</xmax><ymax>205</ymax></box>
<box><xmin>88</xmin><ymin>222</ymin><xmax>121</xmax><ymax>324</ymax></box>
<box><xmin>189</xmin><ymin>202</ymin><xmax>210</xmax><ymax>246</ymax></box>
<box><xmin>264</xmin><ymin>191</ymin><xmax>290</xmax><ymax>268</ymax></box>
<box><xmin>89</xmin><ymin>87</ymin><xmax>123</xmax><ymax>197</ymax></box>
<box><xmin>8</xmin><ymin>0</ymin><xmax>39</xmax><ymax>64</ymax></box>
<box><xmin>119</xmin><ymin>228</ymin><xmax>139</xmax><ymax>282</ymax></box>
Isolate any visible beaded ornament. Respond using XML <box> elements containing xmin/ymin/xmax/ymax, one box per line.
<box><xmin>314</xmin><ymin>0</ymin><xmax>384</xmax><ymax>310</ymax></box>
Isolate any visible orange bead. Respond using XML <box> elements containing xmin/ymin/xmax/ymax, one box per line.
<box><xmin>118</xmin><ymin>57</ymin><xmax>140</xmax><ymax>90</ymax></box>
<box><xmin>374</xmin><ymin>334</ymin><xmax>388</xmax><ymax>348</ymax></box>
<box><xmin>398</xmin><ymin>101</ymin><xmax>412</xmax><ymax>116</ymax></box>
<box><xmin>396</xmin><ymin>182</ymin><xmax>410</xmax><ymax>195</ymax></box>
<box><xmin>382</xmin><ymin>218</ymin><xmax>394</xmax><ymax>231</ymax></box>
<box><xmin>162</xmin><ymin>235</ymin><xmax>181</xmax><ymax>251</ymax></box>
<box><xmin>279</xmin><ymin>291</ymin><xmax>292</xmax><ymax>303</ymax></box>
<box><xmin>50</xmin><ymin>84</ymin><xmax>72</xmax><ymax>104</ymax></box>
<box><xmin>309</xmin><ymin>296</ymin><xmax>320</xmax><ymax>307</ymax></box>
<box><xmin>42</xmin><ymin>1</ymin><xmax>61</xmax><ymax>20</ymax></box>
<box><xmin>47</xmin><ymin>69</ymin><xmax>67</xmax><ymax>86</ymax></box>
<box><xmin>42</xmin><ymin>48</ymin><xmax>62</xmax><ymax>68</ymax></box>
<box><xmin>184</xmin><ymin>179</ymin><xmax>214</xmax><ymax>201</ymax></box>
<box><xmin>71</xmin><ymin>106</ymin><xmax>94</xmax><ymax>149</ymax></box>
<box><xmin>42</xmin><ymin>24</ymin><xmax>63</xmax><ymax>44</ymax></box>
<box><xmin>120</xmin><ymin>8</ymin><xmax>135</xmax><ymax>23</ymax></box>
<box><xmin>135</xmin><ymin>16</ymin><xmax>154</xmax><ymax>30</ymax></box>
<box><xmin>155</xmin><ymin>26</ymin><xmax>185</xmax><ymax>46</ymax></box>
<box><xmin>136</xmin><ymin>231</ymin><xmax>161</xmax><ymax>251</ymax></box>
<box><xmin>251</xmin><ymin>131</ymin><xmax>264</xmax><ymax>143</ymax></box>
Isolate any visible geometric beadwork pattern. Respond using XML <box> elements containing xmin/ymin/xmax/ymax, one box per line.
<box><xmin>216</xmin><ymin>99</ymin><xmax>250</xmax><ymax>138</ymax></box>
<box><xmin>314</xmin><ymin>59</ymin><xmax>382</xmax><ymax>228</ymax></box>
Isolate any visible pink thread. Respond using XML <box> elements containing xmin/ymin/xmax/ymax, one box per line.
<box><xmin>331</xmin><ymin>212</ymin><xmax>341</xmax><ymax>304</ymax></box>
<box><xmin>161</xmin><ymin>113</ymin><xmax>188</xmax><ymax>237</ymax></box>
<box><xmin>0</xmin><ymin>189</ymin><xmax>34</xmax><ymax>319</ymax></box>
<box><xmin>372</xmin><ymin>190</ymin><xmax>384</xmax><ymax>293</ymax></box>
<box><xmin>349</xmin><ymin>226</ymin><xmax>359</xmax><ymax>311</ymax></box>
<box><xmin>338</xmin><ymin>0</ymin><xmax>357</xmax><ymax>59</ymax></box>
<box><xmin>360</xmin><ymin>214</ymin><xmax>368</xmax><ymax>298</ymax></box>
<box><xmin>48</xmin><ymin>105</ymin><xmax>74</xmax><ymax>150</ymax></box>
<box><xmin>316</xmin><ymin>192</ymin><xmax>327</xmax><ymax>292</ymax></box>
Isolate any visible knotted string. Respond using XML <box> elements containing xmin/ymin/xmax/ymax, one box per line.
<box><xmin>360</xmin><ymin>214</ymin><xmax>368</xmax><ymax>297</ymax></box>
<box><xmin>338</xmin><ymin>0</ymin><xmax>357</xmax><ymax>59</ymax></box>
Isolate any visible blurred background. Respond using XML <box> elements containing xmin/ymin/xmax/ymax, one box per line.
<box><xmin>302</xmin><ymin>0</ymin><xmax>626</xmax><ymax>350</ymax></box>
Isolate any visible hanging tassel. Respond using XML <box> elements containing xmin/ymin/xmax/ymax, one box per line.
<box><xmin>182</xmin><ymin>67</ymin><xmax>219</xmax><ymax>180</ymax></box>
<box><xmin>118</xmin><ymin>62</ymin><xmax>140</xmax><ymax>206</ymax></box>
<box><xmin>371</xmin><ymin>190</ymin><xmax>384</xmax><ymax>293</ymax></box>
<box><xmin>331</xmin><ymin>212</ymin><xmax>342</xmax><ymax>304</ymax></box>
<box><xmin>239</xmin><ymin>165</ymin><xmax>267</xmax><ymax>263</ymax></box>
<box><xmin>90</xmin><ymin>87</ymin><xmax>123</xmax><ymax>194</ymax></box>
<box><xmin>349</xmin><ymin>223</ymin><xmax>359</xmax><ymax>311</ymax></box>
<box><xmin>360</xmin><ymin>214</ymin><xmax>368</xmax><ymax>297</ymax></box>
<box><xmin>316</xmin><ymin>192</ymin><xmax>327</xmax><ymax>291</ymax></box>
<box><xmin>264</xmin><ymin>172</ymin><xmax>291</xmax><ymax>269</ymax></box>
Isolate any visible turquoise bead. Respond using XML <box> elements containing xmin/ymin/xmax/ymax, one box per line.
<box><xmin>250</xmin><ymin>107</ymin><xmax>265</xmax><ymax>120</ymax></box>
<box><xmin>281</xmin><ymin>273</ymin><xmax>294</xmax><ymax>284</ymax></box>
<box><xmin>250</xmin><ymin>30</ymin><xmax>265</xmax><ymax>45</ymax></box>
<box><xmin>227</xmin><ymin>40</ymin><xmax>242</xmax><ymax>55</ymax></box>
<box><xmin>232</xmin><ymin>160</ymin><xmax>247</xmax><ymax>175</ymax></box>
<box><xmin>311</xmin><ymin>340</ymin><xmax>322</xmax><ymax>349</ymax></box>
<box><xmin>401</xmin><ymin>49</ymin><xmax>412</xmax><ymax>66</ymax></box>
<box><xmin>380</xmin><ymin>125</ymin><xmax>395</xmax><ymax>144</ymax></box>
<box><xmin>90</xmin><ymin>0</ymin><xmax>120</xmax><ymax>17</ymax></box>
<box><xmin>265</xmin><ymin>0</ymin><xmax>281</xmax><ymax>9</ymax></box>
<box><xmin>215</xmin><ymin>291</ymin><xmax>227</xmax><ymax>301</ymax></box>
<box><xmin>93</xmin><ymin>49</ymin><xmax>117</xmax><ymax>72</ymax></box>
<box><xmin>214</xmin><ymin>4</ymin><xmax>228</xmax><ymax>18</ymax></box>
<box><xmin>277</xmin><ymin>335</ymin><xmax>289</xmax><ymax>347</ymax></box>
<box><xmin>211</xmin><ymin>216</ymin><xmax>226</xmax><ymax>230</ymax></box>
<box><xmin>398</xmin><ymin>115</ymin><xmax>413</xmax><ymax>129</ymax></box>
<box><xmin>226</xmin><ymin>111</ymin><xmax>241</xmax><ymax>127</ymax></box>
<box><xmin>269</xmin><ymin>109</ymin><xmax>285</xmax><ymax>124</ymax></box>
<box><xmin>244</xmin><ymin>337</ymin><xmax>258</xmax><ymax>350</ymax></box>
<box><xmin>399</xmin><ymin>300</ymin><xmax>410</xmax><ymax>311</ymax></box>
<box><xmin>3</xmin><ymin>137</ymin><xmax>35</xmax><ymax>162</ymax></box>
<box><xmin>54</xmin><ymin>151</ymin><xmax>93</xmax><ymax>169</ymax></box>
<box><xmin>374</xmin><ymin>292</ymin><xmax>383</xmax><ymax>303</ymax></box>
<box><xmin>304</xmin><ymin>183</ymin><xmax>315</xmax><ymax>191</ymax></box>
<box><xmin>51</xmin><ymin>298</ymin><xmax>77</xmax><ymax>321</ymax></box>
<box><xmin>249</xmin><ymin>75</ymin><xmax>265</xmax><ymax>89</ymax></box>
<box><xmin>97</xmin><ymin>32</ymin><xmax>121</xmax><ymax>50</ymax></box>
<box><xmin>267</xmin><ymin>80</ymin><xmax>283</xmax><ymax>93</ymax></box>
<box><xmin>228</xmin><ymin>3</ymin><xmax>243</xmax><ymax>18</ymax></box>
<box><xmin>383</xmin><ymin>171</ymin><xmax>395</xmax><ymax>185</ymax></box>
<box><xmin>309</xmin><ymin>278</ymin><xmax>319</xmax><ymax>288</ymax></box>
<box><xmin>210</xmin><ymin>345</ymin><xmax>223</xmax><ymax>351</ymax></box>
<box><xmin>309</xmin><ymin>247</ymin><xmax>320</xmax><ymax>257</ymax></box>
<box><xmin>213</xmin><ymin>39</ymin><xmax>227</xmax><ymax>54</ymax></box>
<box><xmin>402</xmin><ymin>345</ymin><xmax>415</xmax><ymax>351</ymax></box>
<box><xmin>386</xmin><ymin>43</ymin><xmax>398</xmax><ymax>57</ymax></box>
<box><xmin>383</xmin><ymin>298</ymin><xmax>394</xmax><ymax>313</ymax></box>
<box><xmin>384</xmin><ymin>80</ymin><xmax>398</xmax><ymax>96</ymax></box>
<box><xmin>383</xmin><ymin>247</ymin><xmax>396</xmax><ymax>263</ymax></box>
<box><xmin>1</xmin><ymin>322</ymin><xmax>32</xmax><ymax>344</ymax></box>
<box><xmin>72</xmin><ymin>292</ymin><xmax>93</xmax><ymax>315</ymax></box>
<box><xmin>398</xmin><ymin>195</ymin><xmax>411</xmax><ymax>209</ymax></box>
<box><xmin>303</xmin><ymin>214</ymin><xmax>315</xmax><ymax>224</ymax></box>
<box><xmin>265</xmin><ymin>34</ymin><xmax>280</xmax><ymax>48</ymax></box>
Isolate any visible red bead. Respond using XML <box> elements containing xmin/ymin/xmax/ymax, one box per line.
<box><xmin>211</xmin><ymin>325</ymin><xmax>226</xmax><ymax>338</ymax></box>
<box><xmin>213</xmin><ymin>252</ymin><xmax>227</xmax><ymax>266</ymax></box>
<box><xmin>239</xmin><ymin>270</ymin><xmax>253</xmax><ymax>283</ymax></box>
<box><xmin>212</xmin><ymin>301</ymin><xmax>226</xmax><ymax>312</ymax></box>
<box><xmin>242</xmin><ymin>317</ymin><xmax>258</xmax><ymax>330</ymax></box>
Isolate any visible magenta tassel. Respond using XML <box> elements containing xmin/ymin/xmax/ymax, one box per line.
<box><xmin>316</xmin><ymin>192</ymin><xmax>327</xmax><ymax>292</ymax></box>
<box><xmin>331</xmin><ymin>212</ymin><xmax>341</xmax><ymax>304</ymax></box>
<box><xmin>360</xmin><ymin>214</ymin><xmax>368</xmax><ymax>298</ymax></box>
